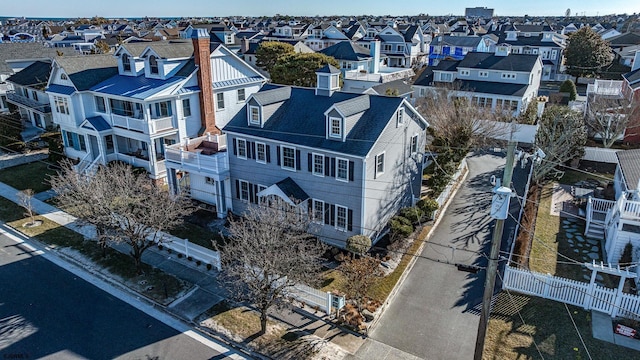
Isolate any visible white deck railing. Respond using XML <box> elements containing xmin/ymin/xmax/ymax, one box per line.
<box><xmin>110</xmin><ymin>114</ymin><xmax>175</xmax><ymax>134</ymax></box>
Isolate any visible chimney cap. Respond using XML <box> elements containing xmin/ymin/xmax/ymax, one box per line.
<box><xmin>191</xmin><ymin>28</ymin><xmax>209</xmax><ymax>39</ymax></box>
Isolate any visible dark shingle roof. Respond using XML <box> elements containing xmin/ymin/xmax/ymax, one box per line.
<box><xmin>430</xmin><ymin>35</ymin><xmax>482</xmax><ymax>48</ymax></box>
<box><xmin>121</xmin><ymin>41</ymin><xmax>193</xmax><ymax>58</ymax></box>
<box><xmin>224</xmin><ymin>85</ymin><xmax>404</xmax><ymax>157</ymax></box>
<box><xmin>371</xmin><ymin>79</ymin><xmax>414</xmax><ymax>95</ymax></box>
<box><xmin>7</xmin><ymin>61</ymin><xmax>51</xmax><ymax>89</ymax></box>
<box><xmin>319</xmin><ymin>41</ymin><xmax>371</xmax><ymax>62</ymax></box>
<box><xmin>608</xmin><ymin>32</ymin><xmax>640</xmax><ymax>47</ymax></box>
<box><xmin>623</xmin><ymin>68</ymin><xmax>640</xmax><ymax>88</ymax></box>
<box><xmin>54</xmin><ymin>54</ymin><xmax>118</xmax><ymax>91</ymax></box>
<box><xmin>334</xmin><ymin>95</ymin><xmax>370</xmax><ymax>117</ymax></box>
<box><xmin>252</xmin><ymin>86</ymin><xmax>291</xmax><ymax>105</ymax></box>
<box><xmin>456</xmin><ymin>80</ymin><xmax>529</xmax><ymax>96</ymax></box>
<box><xmin>317</xmin><ymin>64</ymin><xmax>340</xmax><ymax>74</ymax></box>
<box><xmin>616</xmin><ymin>149</ymin><xmax>640</xmax><ymax>190</ymax></box>
<box><xmin>458</xmin><ymin>52</ymin><xmax>539</xmax><ymax>72</ymax></box>
<box><xmin>276</xmin><ymin>177</ymin><xmax>309</xmax><ymax>202</ymax></box>
<box><xmin>0</xmin><ymin>43</ymin><xmax>59</xmax><ymax>74</ymax></box>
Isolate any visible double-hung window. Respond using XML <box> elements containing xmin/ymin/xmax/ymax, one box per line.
<box><xmin>281</xmin><ymin>146</ymin><xmax>295</xmax><ymax>170</ymax></box>
<box><xmin>182</xmin><ymin>98</ymin><xmax>191</xmax><ymax>117</ymax></box>
<box><xmin>336</xmin><ymin>205</ymin><xmax>348</xmax><ymax>231</ymax></box>
<box><xmin>336</xmin><ymin>158</ymin><xmax>349</xmax><ymax>181</ymax></box>
<box><xmin>249</xmin><ymin>106</ymin><xmax>260</xmax><ymax>124</ymax></box>
<box><xmin>313</xmin><ymin>154</ymin><xmax>324</xmax><ymax>176</ymax></box>
<box><xmin>410</xmin><ymin>135</ymin><xmax>418</xmax><ymax>154</ymax></box>
<box><xmin>236</xmin><ymin>138</ymin><xmax>247</xmax><ymax>159</ymax></box>
<box><xmin>237</xmin><ymin>89</ymin><xmax>246</xmax><ymax>102</ymax></box>
<box><xmin>95</xmin><ymin>96</ymin><xmax>106</xmax><ymax>112</ymax></box>
<box><xmin>375</xmin><ymin>152</ymin><xmax>385</xmax><ymax>177</ymax></box>
<box><xmin>330</xmin><ymin>117</ymin><xmax>342</xmax><ymax>138</ymax></box>
<box><xmin>256</xmin><ymin>142</ymin><xmax>266</xmax><ymax>163</ymax></box>
<box><xmin>312</xmin><ymin>199</ymin><xmax>324</xmax><ymax>222</ymax></box>
<box><xmin>216</xmin><ymin>93</ymin><xmax>225</xmax><ymax>110</ymax></box>
<box><xmin>239</xmin><ymin>180</ymin><xmax>249</xmax><ymax>202</ymax></box>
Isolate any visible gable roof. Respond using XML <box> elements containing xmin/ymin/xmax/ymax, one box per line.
<box><xmin>224</xmin><ymin>84</ymin><xmax>406</xmax><ymax>157</ymax></box>
<box><xmin>0</xmin><ymin>42</ymin><xmax>60</xmax><ymax>74</ymax></box>
<box><xmin>607</xmin><ymin>32</ymin><xmax>640</xmax><ymax>47</ymax></box>
<box><xmin>54</xmin><ymin>54</ymin><xmax>118</xmax><ymax>91</ymax></box>
<box><xmin>333</xmin><ymin>95</ymin><xmax>370</xmax><ymax>117</ymax></box>
<box><xmin>7</xmin><ymin>60</ymin><xmax>51</xmax><ymax>89</ymax></box>
<box><xmin>120</xmin><ymin>41</ymin><xmax>194</xmax><ymax>58</ymax></box>
<box><xmin>431</xmin><ymin>35</ymin><xmax>482</xmax><ymax>48</ymax></box>
<box><xmin>458</xmin><ymin>52</ymin><xmax>539</xmax><ymax>72</ymax></box>
<box><xmin>616</xmin><ymin>149</ymin><xmax>640</xmax><ymax>190</ymax></box>
<box><xmin>623</xmin><ymin>68</ymin><xmax>640</xmax><ymax>89</ymax></box>
<box><xmin>319</xmin><ymin>41</ymin><xmax>371</xmax><ymax>61</ymax></box>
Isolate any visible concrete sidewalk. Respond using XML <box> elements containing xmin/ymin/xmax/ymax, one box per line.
<box><xmin>0</xmin><ymin>181</ymin><xmax>365</xmax><ymax>357</ymax></box>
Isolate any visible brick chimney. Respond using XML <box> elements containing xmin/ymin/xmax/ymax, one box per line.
<box><xmin>192</xmin><ymin>28</ymin><xmax>220</xmax><ymax>135</ymax></box>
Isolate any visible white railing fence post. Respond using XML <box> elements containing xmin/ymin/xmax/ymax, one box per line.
<box><xmin>326</xmin><ymin>292</ymin><xmax>332</xmax><ymax>315</ymax></box>
<box><xmin>184</xmin><ymin>238</ymin><xmax>189</xmax><ymax>258</ymax></box>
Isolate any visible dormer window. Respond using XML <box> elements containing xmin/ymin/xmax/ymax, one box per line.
<box><xmin>122</xmin><ymin>53</ymin><xmax>131</xmax><ymax>72</ymax></box>
<box><xmin>149</xmin><ymin>55</ymin><xmax>159</xmax><ymax>74</ymax></box>
<box><xmin>329</xmin><ymin>117</ymin><xmax>342</xmax><ymax>138</ymax></box>
<box><xmin>249</xmin><ymin>105</ymin><xmax>260</xmax><ymax>125</ymax></box>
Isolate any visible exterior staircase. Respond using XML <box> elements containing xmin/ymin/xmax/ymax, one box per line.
<box><xmin>585</xmin><ymin>197</ymin><xmax>615</xmax><ymax>240</ymax></box>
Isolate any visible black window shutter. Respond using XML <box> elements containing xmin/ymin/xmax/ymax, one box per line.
<box><xmin>251</xmin><ymin>142</ymin><xmax>256</xmax><ymax>159</ymax></box>
<box><xmin>235</xmin><ymin>179</ymin><xmax>240</xmax><ymax>199</ymax></box>
<box><xmin>253</xmin><ymin>184</ymin><xmax>259</xmax><ymax>203</ymax></box>
<box><xmin>348</xmin><ymin>161</ymin><xmax>355</xmax><ymax>181</ymax></box>
<box><xmin>330</xmin><ymin>158</ymin><xmax>336</xmax><ymax>177</ymax></box>
<box><xmin>296</xmin><ymin>150</ymin><xmax>301</xmax><ymax>170</ymax></box>
<box><xmin>232</xmin><ymin>138</ymin><xmax>237</xmax><ymax>156</ymax></box>
<box><xmin>347</xmin><ymin>209</ymin><xmax>353</xmax><ymax>231</ymax></box>
<box><xmin>266</xmin><ymin>145</ymin><xmax>271</xmax><ymax>163</ymax></box>
<box><xmin>330</xmin><ymin>204</ymin><xmax>335</xmax><ymax>226</ymax></box>
<box><xmin>324</xmin><ymin>202</ymin><xmax>330</xmax><ymax>224</ymax></box>
<box><xmin>308</xmin><ymin>153</ymin><xmax>313</xmax><ymax>172</ymax></box>
<box><xmin>308</xmin><ymin>199</ymin><xmax>313</xmax><ymax>216</ymax></box>
<box><xmin>248</xmin><ymin>183</ymin><xmax>254</xmax><ymax>203</ymax></box>
<box><xmin>276</xmin><ymin>146</ymin><xmax>281</xmax><ymax>165</ymax></box>
<box><xmin>324</xmin><ymin>156</ymin><xmax>330</xmax><ymax>176</ymax></box>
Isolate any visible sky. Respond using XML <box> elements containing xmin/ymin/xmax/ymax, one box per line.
<box><xmin>2</xmin><ymin>0</ymin><xmax>638</xmax><ymax>18</ymax></box>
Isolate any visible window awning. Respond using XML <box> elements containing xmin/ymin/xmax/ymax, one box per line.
<box><xmin>257</xmin><ymin>177</ymin><xmax>309</xmax><ymax>206</ymax></box>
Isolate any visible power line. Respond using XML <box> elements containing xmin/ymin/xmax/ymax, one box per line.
<box><xmin>563</xmin><ymin>302</ymin><xmax>594</xmax><ymax>360</ymax></box>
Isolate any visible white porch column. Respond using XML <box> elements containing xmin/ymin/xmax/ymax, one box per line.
<box><xmin>148</xmin><ymin>140</ymin><xmax>156</xmax><ymax>172</ymax></box>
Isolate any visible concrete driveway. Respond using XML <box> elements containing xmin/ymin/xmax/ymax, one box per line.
<box><xmin>356</xmin><ymin>152</ymin><xmax>530</xmax><ymax>359</ymax></box>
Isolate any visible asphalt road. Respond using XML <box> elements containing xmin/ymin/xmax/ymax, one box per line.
<box><xmin>0</xmin><ymin>232</ymin><xmax>238</xmax><ymax>360</ymax></box>
<box><xmin>367</xmin><ymin>151</ymin><xmax>530</xmax><ymax>359</ymax></box>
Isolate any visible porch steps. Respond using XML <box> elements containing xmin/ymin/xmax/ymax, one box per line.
<box><xmin>586</xmin><ymin>222</ymin><xmax>605</xmax><ymax>240</ymax></box>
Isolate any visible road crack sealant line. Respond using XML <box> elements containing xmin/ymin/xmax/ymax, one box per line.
<box><xmin>367</xmin><ymin>160</ymin><xmax>470</xmax><ymax>333</ymax></box>
<box><xmin>0</xmin><ymin>223</ymin><xmax>254</xmax><ymax>360</ymax></box>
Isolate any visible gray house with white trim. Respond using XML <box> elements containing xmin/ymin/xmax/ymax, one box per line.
<box><xmin>223</xmin><ymin>65</ymin><xmax>429</xmax><ymax>247</ymax></box>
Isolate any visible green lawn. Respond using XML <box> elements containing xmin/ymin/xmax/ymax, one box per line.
<box><xmin>0</xmin><ymin>161</ymin><xmax>56</xmax><ymax>192</ymax></box>
<box><xmin>485</xmin><ymin>292</ymin><xmax>630</xmax><ymax>359</ymax></box>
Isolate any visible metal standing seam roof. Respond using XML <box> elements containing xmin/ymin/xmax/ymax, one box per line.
<box><xmin>46</xmin><ymin>84</ymin><xmax>76</xmax><ymax>95</ymax></box>
<box><xmin>212</xmin><ymin>76</ymin><xmax>264</xmax><ymax>89</ymax></box>
<box><xmin>84</xmin><ymin>115</ymin><xmax>112</xmax><ymax>132</ymax></box>
<box><xmin>90</xmin><ymin>74</ymin><xmax>186</xmax><ymax>100</ymax></box>
<box><xmin>616</xmin><ymin>149</ymin><xmax>640</xmax><ymax>191</ymax></box>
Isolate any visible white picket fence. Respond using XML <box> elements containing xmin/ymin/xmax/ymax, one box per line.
<box><xmin>433</xmin><ymin>158</ymin><xmax>468</xmax><ymax>218</ymax></box>
<box><xmin>160</xmin><ymin>235</ymin><xmax>221</xmax><ymax>271</ymax></box>
<box><xmin>289</xmin><ymin>283</ymin><xmax>334</xmax><ymax>315</ymax></box>
<box><xmin>503</xmin><ymin>266</ymin><xmax>640</xmax><ymax>319</ymax></box>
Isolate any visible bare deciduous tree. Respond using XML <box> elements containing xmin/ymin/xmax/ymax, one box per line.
<box><xmin>533</xmin><ymin>105</ymin><xmax>587</xmax><ymax>183</ymax></box>
<box><xmin>415</xmin><ymin>83</ymin><xmax>514</xmax><ymax>150</ymax></box>
<box><xmin>18</xmin><ymin>189</ymin><xmax>36</xmax><ymax>226</ymax></box>
<box><xmin>339</xmin><ymin>255</ymin><xmax>383</xmax><ymax>311</ymax></box>
<box><xmin>218</xmin><ymin>203</ymin><xmax>325</xmax><ymax>335</ymax></box>
<box><xmin>586</xmin><ymin>95</ymin><xmax>640</xmax><ymax>148</ymax></box>
<box><xmin>50</xmin><ymin>161</ymin><xmax>194</xmax><ymax>273</ymax></box>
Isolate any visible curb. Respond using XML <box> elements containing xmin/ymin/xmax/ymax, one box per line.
<box><xmin>367</xmin><ymin>161</ymin><xmax>470</xmax><ymax>333</ymax></box>
<box><xmin>0</xmin><ymin>222</ymin><xmax>257</xmax><ymax>360</ymax></box>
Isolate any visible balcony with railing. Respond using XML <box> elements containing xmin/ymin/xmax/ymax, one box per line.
<box><xmin>6</xmin><ymin>91</ymin><xmax>51</xmax><ymax>113</ymax></box>
<box><xmin>165</xmin><ymin>133</ymin><xmax>229</xmax><ymax>174</ymax></box>
<box><xmin>586</xmin><ymin>80</ymin><xmax>624</xmax><ymax>97</ymax></box>
<box><xmin>110</xmin><ymin>113</ymin><xmax>176</xmax><ymax>135</ymax></box>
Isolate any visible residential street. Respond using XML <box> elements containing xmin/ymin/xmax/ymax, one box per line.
<box><xmin>359</xmin><ymin>151</ymin><xmax>530</xmax><ymax>359</ymax></box>
<box><xmin>0</xmin><ymin>231</ymin><xmax>242</xmax><ymax>360</ymax></box>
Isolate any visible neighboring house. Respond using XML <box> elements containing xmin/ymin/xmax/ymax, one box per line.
<box><xmin>585</xmin><ymin>148</ymin><xmax>640</xmax><ymax>264</ymax></box>
<box><xmin>361</xmin><ymin>25</ymin><xmax>426</xmax><ymax>68</ymax></box>
<box><xmin>304</xmin><ymin>24</ymin><xmax>350</xmax><ymax>51</ymax></box>
<box><xmin>49</xmin><ymin>29</ymin><xmax>266</xmax><ymax>185</ymax></box>
<box><xmin>428</xmin><ymin>34</ymin><xmax>497</xmax><ymax>65</ymax></box>
<box><xmin>0</xmin><ymin>43</ymin><xmax>61</xmax><ymax>114</ymax></box>
<box><xmin>497</xmin><ymin>24</ymin><xmax>566</xmax><ymax>81</ymax></box>
<box><xmin>5</xmin><ymin>60</ymin><xmax>54</xmax><ymax>132</ymax></box>
<box><xmin>209</xmin><ymin>65</ymin><xmax>428</xmax><ymax>246</ymax></box>
<box><xmin>413</xmin><ymin>45</ymin><xmax>543</xmax><ymax>116</ymax></box>
<box><xmin>621</xmin><ymin>50</ymin><xmax>640</xmax><ymax>144</ymax></box>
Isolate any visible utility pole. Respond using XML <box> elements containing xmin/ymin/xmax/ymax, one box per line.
<box><xmin>473</xmin><ymin>140</ymin><xmax>517</xmax><ymax>360</ymax></box>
